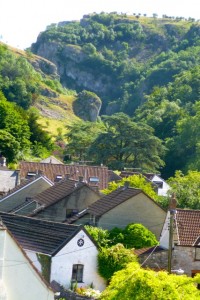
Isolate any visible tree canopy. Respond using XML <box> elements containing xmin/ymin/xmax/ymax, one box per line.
<box><xmin>102</xmin><ymin>174</ymin><xmax>158</xmax><ymax>200</ymax></box>
<box><xmin>109</xmin><ymin>223</ymin><xmax>158</xmax><ymax>249</ymax></box>
<box><xmin>101</xmin><ymin>262</ymin><xmax>200</xmax><ymax>300</ymax></box>
<box><xmin>167</xmin><ymin>170</ymin><xmax>200</xmax><ymax>209</ymax></box>
<box><xmin>89</xmin><ymin>113</ymin><xmax>166</xmax><ymax>170</ymax></box>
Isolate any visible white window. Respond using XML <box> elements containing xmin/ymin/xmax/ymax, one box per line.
<box><xmin>89</xmin><ymin>177</ymin><xmax>99</xmax><ymax>183</ymax></box>
<box><xmin>71</xmin><ymin>264</ymin><xmax>84</xmax><ymax>282</ymax></box>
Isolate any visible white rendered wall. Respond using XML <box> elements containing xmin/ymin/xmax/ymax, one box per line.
<box><xmin>50</xmin><ymin>230</ymin><xmax>106</xmax><ymax>291</ymax></box>
<box><xmin>159</xmin><ymin>211</ymin><xmax>170</xmax><ymax>249</ymax></box>
<box><xmin>1</xmin><ymin>230</ymin><xmax>54</xmax><ymax>300</ymax></box>
<box><xmin>153</xmin><ymin>175</ymin><xmax>170</xmax><ymax>196</ymax></box>
<box><xmin>26</xmin><ymin>250</ymin><xmax>43</xmax><ymax>273</ymax></box>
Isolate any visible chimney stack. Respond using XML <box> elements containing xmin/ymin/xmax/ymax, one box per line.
<box><xmin>15</xmin><ymin>169</ymin><xmax>21</xmax><ymax>186</ymax></box>
<box><xmin>123</xmin><ymin>181</ymin><xmax>130</xmax><ymax>189</ymax></box>
<box><xmin>0</xmin><ymin>156</ymin><xmax>6</xmax><ymax>167</ymax></box>
<box><xmin>79</xmin><ymin>176</ymin><xmax>84</xmax><ymax>182</ymax></box>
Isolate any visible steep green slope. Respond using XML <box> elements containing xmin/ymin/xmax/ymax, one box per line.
<box><xmin>0</xmin><ymin>43</ymin><xmax>78</xmax><ymax>135</ymax></box>
<box><xmin>0</xmin><ymin>43</ymin><xmax>79</xmax><ymax>163</ymax></box>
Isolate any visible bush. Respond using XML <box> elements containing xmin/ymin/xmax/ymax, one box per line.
<box><xmin>109</xmin><ymin>223</ymin><xmax>158</xmax><ymax>249</ymax></box>
<box><xmin>98</xmin><ymin>244</ymin><xmax>137</xmax><ymax>281</ymax></box>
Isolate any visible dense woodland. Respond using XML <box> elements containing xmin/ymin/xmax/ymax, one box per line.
<box><xmin>1</xmin><ymin>13</ymin><xmax>200</xmax><ymax>180</ymax></box>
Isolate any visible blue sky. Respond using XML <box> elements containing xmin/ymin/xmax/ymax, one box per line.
<box><xmin>0</xmin><ymin>0</ymin><xmax>200</xmax><ymax>49</ymax></box>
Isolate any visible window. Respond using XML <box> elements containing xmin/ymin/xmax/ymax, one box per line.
<box><xmin>55</xmin><ymin>175</ymin><xmax>63</xmax><ymax>182</ymax></box>
<box><xmin>27</xmin><ymin>172</ymin><xmax>36</xmax><ymax>178</ymax></box>
<box><xmin>195</xmin><ymin>248</ymin><xmax>200</xmax><ymax>260</ymax></box>
<box><xmin>89</xmin><ymin>177</ymin><xmax>99</xmax><ymax>183</ymax></box>
<box><xmin>153</xmin><ymin>181</ymin><xmax>163</xmax><ymax>189</ymax></box>
<box><xmin>71</xmin><ymin>264</ymin><xmax>84</xmax><ymax>282</ymax></box>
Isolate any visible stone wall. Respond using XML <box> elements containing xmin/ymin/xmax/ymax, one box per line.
<box><xmin>138</xmin><ymin>246</ymin><xmax>200</xmax><ymax>276</ymax></box>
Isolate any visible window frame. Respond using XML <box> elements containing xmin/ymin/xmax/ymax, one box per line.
<box><xmin>71</xmin><ymin>264</ymin><xmax>84</xmax><ymax>283</ymax></box>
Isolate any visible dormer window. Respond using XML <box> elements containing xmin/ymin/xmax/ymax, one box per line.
<box><xmin>153</xmin><ymin>181</ymin><xmax>163</xmax><ymax>189</ymax></box>
<box><xmin>89</xmin><ymin>177</ymin><xmax>99</xmax><ymax>184</ymax></box>
<box><xmin>55</xmin><ymin>175</ymin><xmax>63</xmax><ymax>182</ymax></box>
<box><xmin>27</xmin><ymin>172</ymin><xmax>36</xmax><ymax>178</ymax></box>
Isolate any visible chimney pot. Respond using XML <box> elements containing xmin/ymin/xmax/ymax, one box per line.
<box><xmin>79</xmin><ymin>176</ymin><xmax>84</xmax><ymax>182</ymax></box>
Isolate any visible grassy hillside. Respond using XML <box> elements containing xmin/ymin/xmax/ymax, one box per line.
<box><xmin>0</xmin><ymin>42</ymin><xmax>79</xmax><ymax>136</ymax></box>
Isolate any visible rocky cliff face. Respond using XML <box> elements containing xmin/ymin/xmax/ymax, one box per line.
<box><xmin>73</xmin><ymin>90</ymin><xmax>102</xmax><ymax>122</ymax></box>
<box><xmin>31</xmin><ymin>41</ymin><xmax>113</xmax><ymax>109</ymax></box>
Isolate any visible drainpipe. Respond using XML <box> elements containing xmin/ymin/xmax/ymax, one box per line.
<box><xmin>168</xmin><ymin>193</ymin><xmax>177</xmax><ymax>274</ymax></box>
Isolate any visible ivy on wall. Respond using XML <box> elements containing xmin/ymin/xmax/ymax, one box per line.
<box><xmin>37</xmin><ymin>253</ymin><xmax>51</xmax><ymax>282</ymax></box>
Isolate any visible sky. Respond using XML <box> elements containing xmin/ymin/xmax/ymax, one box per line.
<box><xmin>1</xmin><ymin>0</ymin><xmax>200</xmax><ymax>50</ymax></box>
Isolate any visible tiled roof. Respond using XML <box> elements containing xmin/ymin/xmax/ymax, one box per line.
<box><xmin>175</xmin><ymin>209</ymin><xmax>200</xmax><ymax>246</ymax></box>
<box><xmin>33</xmin><ymin>178</ymin><xmax>89</xmax><ymax>209</ymax></box>
<box><xmin>19</xmin><ymin>161</ymin><xmax>109</xmax><ymax>190</ymax></box>
<box><xmin>108</xmin><ymin>170</ymin><xmax>122</xmax><ymax>182</ymax></box>
<box><xmin>134</xmin><ymin>246</ymin><xmax>165</xmax><ymax>256</ymax></box>
<box><xmin>1</xmin><ymin>174</ymin><xmax>53</xmax><ymax>200</ymax></box>
<box><xmin>120</xmin><ymin>171</ymin><xmax>141</xmax><ymax>178</ymax></box>
<box><xmin>0</xmin><ymin>212</ymin><xmax>82</xmax><ymax>255</ymax></box>
<box><xmin>88</xmin><ymin>187</ymin><xmax>143</xmax><ymax>217</ymax></box>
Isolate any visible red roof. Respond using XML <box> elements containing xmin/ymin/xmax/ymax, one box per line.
<box><xmin>19</xmin><ymin>161</ymin><xmax>109</xmax><ymax>190</ymax></box>
<box><xmin>175</xmin><ymin>209</ymin><xmax>200</xmax><ymax>246</ymax></box>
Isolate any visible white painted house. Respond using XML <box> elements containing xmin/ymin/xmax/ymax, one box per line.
<box><xmin>145</xmin><ymin>174</ymin><xmax>170</xmax><ymax>197</ymax></box>
<box><xmin>0</xmin><ymin>225</ymin><xmax>54</xmax><ymax>300</ymax></box>
<box><xmin>0</xmin><ymin>212</ymin><xmax>105</xmax><ymax>292</ymax></box>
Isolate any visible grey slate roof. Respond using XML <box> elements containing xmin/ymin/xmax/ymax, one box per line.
<box><xmin>0</xmin><ymin>212</ymin><xmax>82</xmax><ymax>255</ymax></box>
<box><xmin>88</xmin><ymin>187</ymin><xmax>143</xmax><ymax>217</ymax></box>
<box><xmin>34</xmin><ymin>178</ymin><xmax>83</xmax><ymax>207</ymax></box>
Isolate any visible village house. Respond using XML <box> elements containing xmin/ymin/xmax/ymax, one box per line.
<box><xmin>138</xmin><ymin>202</ymin><xmax>200</xmax><ymax>277</ymax></box>
<box><xmin>120</xmin><ymin>170</ymin><xmax>170</xmax><ymax>196</ymax></box>
<box><xmin>68</xmin><ymin>185</ymin><xmax>166</xmax><ymax>240</ymax></box>
<box><xmin>0</xmin><ymin>212</ymin><xmax>106</xmax><ymax>292</ymax></box>
<box><xmin>0</xmin><ymin>223</ymin><xmax>55</xmax><ymax>300</ymax></box>
<box><xmin>29</xmin><ymin>177</ymin><xmax>101</xmax><ymax>222</ymax></box>
<box><xmin>159</xmin><ymin>208</ymin><xmax>200</xmax><ymax>277</ymax></box>
<box><xmin>0</xmin><ymin>175</ymin><xmax>53</xmax><ymax>214</ymax></box>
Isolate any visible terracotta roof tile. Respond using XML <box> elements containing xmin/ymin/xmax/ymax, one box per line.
<box><xmin>175</xmin><ymin>209</ymin><xmax>200</xmax><ymax>246</ymax></box>
<box><xmin>19</xmin><ymin>161</ymin><xmax>109</xmax><ymax>190</ymax></box>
